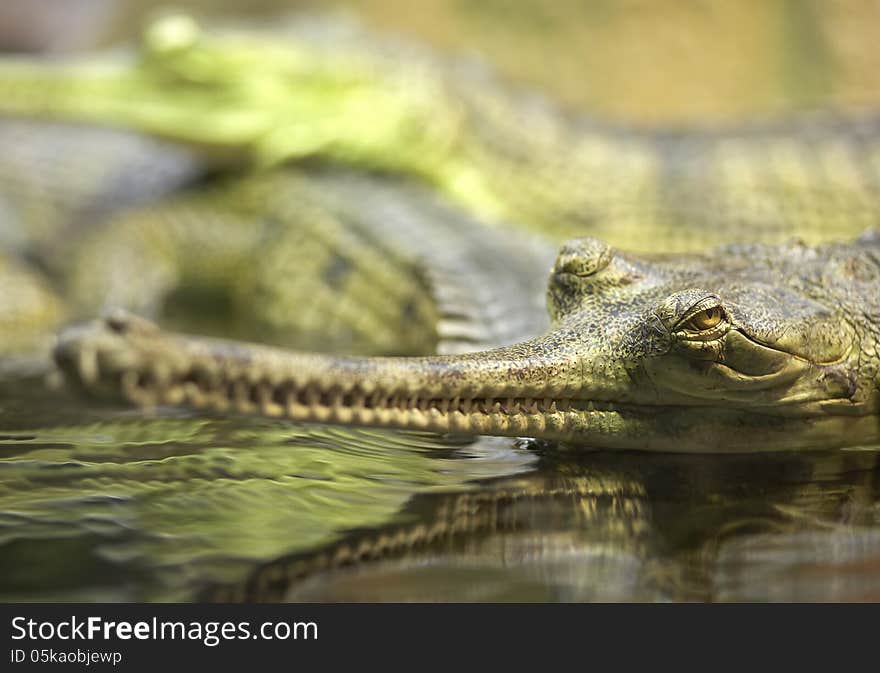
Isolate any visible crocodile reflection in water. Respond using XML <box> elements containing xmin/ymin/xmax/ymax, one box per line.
<box><xmin>211</xmin><ymin>449</ymin><xmax>880</xmax><ymax>602</ymax></box>
<box><xmin>6</xmin><ymin>14</ymin><xmax>880</xmax><ymax>361</ymax></box>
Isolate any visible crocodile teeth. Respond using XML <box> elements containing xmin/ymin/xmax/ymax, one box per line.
<box><xmin>256</xmin><ymin>384</ymin><xmax>283</xmax><ymax>417</ymax></box>
<box><xmin>307</xmin><ymin>385</ymin><xmax>323</xmax><ymax>405</ymax></box>
<box><xmin>164</xmin><ymin>385</ymin><xmax>186</xmax><ymax>405</ymax></box>
<box><xmin>331</xmin><ymin>407</ymin><xmax>354</xmax><ymax>423</ymax></box>
<box><xmin>195</xmin><ymin>373</ymin><xmax>621</xmax><ymax>427</ymax></box>
<box><xmin>282</xmin><ymin>388</ymin><xmax>298</xmax><ymax>414</ymax></box>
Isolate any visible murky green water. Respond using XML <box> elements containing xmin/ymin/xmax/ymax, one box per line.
<box><xmin>278</xmin><ymin>449</ymin><xmax>880</xmax><ymax>602</ymax></box>
<box><xmin>0</xmin><ymin>375</ymin><xmax>537</xmax><ymax>600</ymax></box>
<box><xmin>2</xmin><ymin>375</ymin><xmax>878</xmax><ymax>602</ymax></box>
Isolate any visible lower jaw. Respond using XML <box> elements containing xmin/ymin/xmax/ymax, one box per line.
<box><xmin>118</xmin><ymin>379</ymin><xmax>878</xmax><ymax>452</ymax></box>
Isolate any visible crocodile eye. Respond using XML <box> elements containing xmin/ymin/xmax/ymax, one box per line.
<box><xmin>683</xmin><ymin>306</ymin><xmax>725</xmax><ymax>331</ymax></box>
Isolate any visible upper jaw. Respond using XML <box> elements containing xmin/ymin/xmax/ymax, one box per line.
<box><xmin>52</xmin><ymin>312</ymin><xmax>860</xmax><ymax>411</ymax></box>
<box><xmin>50</xmin><ymin>310</ymin><xmax>875</xmax><ymax>453</ymax></box>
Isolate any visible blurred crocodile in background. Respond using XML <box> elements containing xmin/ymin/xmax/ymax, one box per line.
<box><xmin>4</xmin><ymin>15</ymin><xmax>880</xmax><ymax>359</ymax></box>
<box><xmin>1</xmin><ymin>12</ymin><xmax>879</xmax><ymax>601</ymax></box>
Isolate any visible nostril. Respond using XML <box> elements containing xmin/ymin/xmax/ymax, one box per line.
<box><xmin>102</xmin><ymin>310</ymin><xmax>159</xmax><ymax>336</ymax></box>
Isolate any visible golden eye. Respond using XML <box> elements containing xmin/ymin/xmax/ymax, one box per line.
<box><xmin>684</xmin><ymin>306</ymin><xmax>725</xmax><ymax>331</ymax></box>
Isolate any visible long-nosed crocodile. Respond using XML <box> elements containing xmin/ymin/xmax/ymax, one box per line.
<box><xmin>2</xmin><ymin>16</ymin><xmax>880</xmax><ymax>440</ymax></box>
<box><xmin>54</xmin><ymin>232</ymin><xmax>880</xmax><ymax>452</ymax></box>
<box><xmin>2</xmin><ymin>13</ymin><xmax>880</xmax><ymax>601</ymax></box>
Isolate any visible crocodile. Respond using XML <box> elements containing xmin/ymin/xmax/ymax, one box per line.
<box><xmin>2</xmin><ymin>12</ymin><xmax>880</xmax><ymax>601</ymax></box>
<box><xmin>4</xmin><ymin>14</ymin><xmax>880</xmax><ymax>253</ymax></box>
<box><xmin>4</xmin><ymin>14</ymin><xmax>880</xmax><ymax>362</ymax></box>
<box><xmin>54</xmin><ymin>232</ymin><xmax>880</xmax><ymax>452</ymax></box>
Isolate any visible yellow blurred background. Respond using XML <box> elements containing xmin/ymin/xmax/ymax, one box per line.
<box><xmin>2</xmin><ymin>0</ymin><xmax>879</xmax><ymax>125</ymax></box>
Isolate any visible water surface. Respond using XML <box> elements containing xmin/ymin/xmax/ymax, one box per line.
<box><xmin>2</xmin><ymin>375</ymin><xmax>877</xmax><ymax>602</ymax></box>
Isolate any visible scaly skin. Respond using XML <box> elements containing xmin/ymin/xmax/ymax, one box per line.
<box><xmin>54</xmin><ymin>233</ymin><xmax>880</xmax><ymax>452</ymax></box>
<box><xmin>3</xmin><ymin>15</ymin><xmax>880</xmax><ymax>358</ymax></box>
<box><xmin>0</xmin><ymin>118</ymin><xmax>553</xmax><ymax>358</ymax></box>
<box><xmin>2</xmin><ymin>15</ymin><xmax>880</xmax><ymax>253</ymax></box>
<box><xmin>3</xmin><ymin>12</ymin><xmax>880</xmax><ymax>601</ymax></box>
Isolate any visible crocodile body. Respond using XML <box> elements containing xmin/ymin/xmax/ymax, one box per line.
<box><xmin>3</xmin><ymin>16</ymin><xmax>880</xmax><ymax>360</ymax></box>
<box><xmin>2</xmin><ymin>15</ymin><xmax>880</xmax><ymax>601</ymax></box>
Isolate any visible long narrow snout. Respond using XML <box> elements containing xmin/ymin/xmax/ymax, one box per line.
<box><xmin>53</xmin><ymin>308</ymin><xmax>878</xmax><ymax>452</ymax></box>
<box><xmin>53</xmin><ymin>312</ymin><xmax>631</xmax><ymax>440</ymax></box>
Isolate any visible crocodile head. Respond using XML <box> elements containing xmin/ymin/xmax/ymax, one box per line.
<box><xmin>537</xmin><ymin>234</ymin><xmax>879</xmax><ymax>450</ymax></box>
<box><xmin>54</xmin><ymin>234</ymin><xmax>880</xmax><ymax>452</ymax></box>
